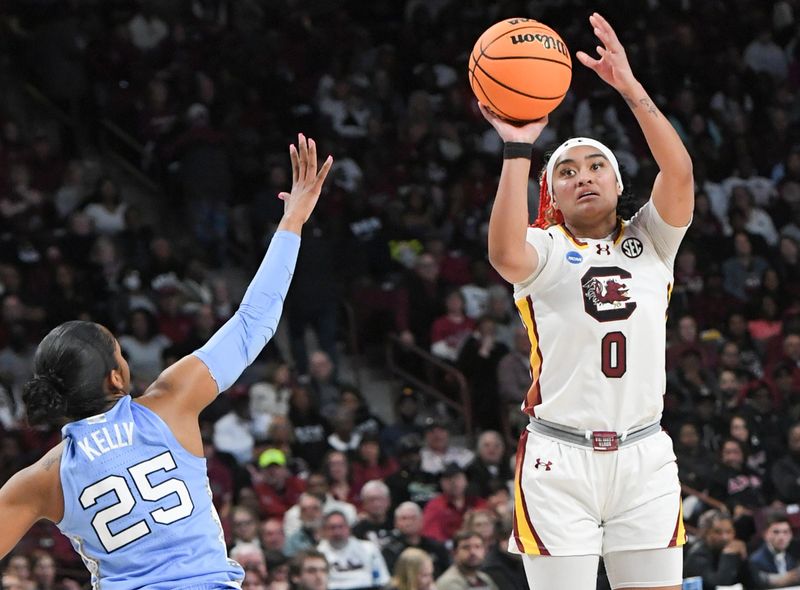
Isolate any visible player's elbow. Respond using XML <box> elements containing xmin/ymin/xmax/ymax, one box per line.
<box><xmin>488</xmin><ymin>244</ymin><xmax>520</xmax><ymax>271</ymax></box>
<box><xmin>489</xmin><ymin>252</ymin><xmax>534</xmax><ymax>284</ymax></box>
<box><xmin>668</xmin><ymin>155</ymin><xmax>694</xmax><ymax>186</ymax></box>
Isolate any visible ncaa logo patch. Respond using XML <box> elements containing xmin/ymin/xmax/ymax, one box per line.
<box><xmin>621</xmin><ymin>237</ymin><xmax>643</xmax><ymax>258</ymax></box>
<box><xmin>566</xmin><ymin>251</ymin><xmax>583</xmax><ymax>264</ymax></box>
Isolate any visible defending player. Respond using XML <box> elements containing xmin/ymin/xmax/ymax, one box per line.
<box><xmin>481</xmin><ymin>14</ymin><xmax>693</xmax><ymax>590</ymax></box>
<box><xmin>0</xmin><ymin>134</ymin><xmax>332</xmax><ymax>589</ymax></box>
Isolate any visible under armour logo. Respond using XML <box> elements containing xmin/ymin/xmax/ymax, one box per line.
<box><xmin>534</xmin><ymin>458</ymin><xmax>552</xmax><ymax>471</ymax></box>
<box><xmin>596</xmin><ymin>244</ymin><xmax>611</xmax><ymax>256</ymax></box>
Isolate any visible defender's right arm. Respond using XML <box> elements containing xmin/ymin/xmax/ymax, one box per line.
<box><xmin>0</xmin><ymin>443</ymin><xmax>64</xmax><ymax>558</ymax></box>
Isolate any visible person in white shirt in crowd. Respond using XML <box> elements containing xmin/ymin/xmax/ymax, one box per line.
<box><xmin>460</xmin><ymin>260</ymin><xmax>492</xmax><ymax>320</ymax></box>
<box><xmin>744</xmin><ymin>26</ymin><xmax>788</xmax><ymax>80</ymax></box>
<box><xmin>127</xmin><ymin>3</ymin><xmax>169</xmax><ymax>52</ymax></box>
<box><xmin>419</xmin><ymin>417</ymin><xmax>474</xmax><ymax>476</ymax></box>
<box><xmin>118</xmin><ymin>307</ymin><xmax>171</xmax><ymax>384</ymax></box>
<box><xmin>250</xmin><ymin>360</ymin><xmax>292</xmax><ymax>420</ymax></box>
<box><xmin>722</xmin><ymin>184</ymin><xmax>779</xmax><ymax>247</ymax></box>
<box><xmin>213</xmin><ymin>389</ymin><xmax>259</xmax><ymax>464</ymax></box>
<box><xmin>317</xmin><ymin>510</ymin><xmax>390</xmax><ymax>590</ymax></box>
<box><xmin>83</xmin><ymin>177</ymin><xmax>128</xmax><ymax>235</ymax></box>
<box><xmin>284</xmin><ymin>473</ymin><xmax>358</xmax><ymax>538</ymax></box>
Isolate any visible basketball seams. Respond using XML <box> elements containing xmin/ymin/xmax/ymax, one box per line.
<box><xmin>469</xmin><ymin>64</ymin><xmax>517</xmax><ymax>120</ymax></box>
<box><xmin>469</xmin><ymin>35</ymin><xmax>516</xmax><ymax>120</ymax></box>
<box><xmin>473</xmin><ymin>59</ymin><xmax>567</xmax><ymax>101</ymax></box>
<box><xmin>480</xmin><ymin>54</ymin><xmax>572</xmax><ymax>71</ymax></box>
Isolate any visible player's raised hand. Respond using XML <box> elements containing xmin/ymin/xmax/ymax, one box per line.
<box><xmin>278</xmin><ymin>133</ymin><xmax>333</xmax><ymax>232</ymax></box>
<box><xmin>576</xmin><ymin>13</ymin><xmax>637</xmax><ymax>93</ymax></box>
<box><xmin>477</xmin><ymin>102</ymin><xmax>548</xmax><ymax>144</ymax></box>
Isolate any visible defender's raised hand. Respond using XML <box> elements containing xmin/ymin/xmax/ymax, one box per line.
<box><xmin>278</xmin><ymin>133</ymin><xmax>333</xmax><ymax>233</ymax></box>
<box><xmin>576</xmin><ymin>13</ymin><xmax>637</xmax><ymax>93</ymax></box>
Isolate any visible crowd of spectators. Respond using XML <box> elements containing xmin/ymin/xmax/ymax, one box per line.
<box><xmin>7</xmin><ymin>0</ymin><xmax>800</xmax><ymax>588</ymax></box>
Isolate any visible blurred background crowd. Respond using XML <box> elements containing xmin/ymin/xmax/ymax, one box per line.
<box><xmin>4</xmin><ymin>0</ymin><xmax>800</xmax><ymax>588</ymax></box>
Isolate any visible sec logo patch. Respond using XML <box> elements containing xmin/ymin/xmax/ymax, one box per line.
<box><xmin>566</xmin><ymin>251</ymin><xmax>583</xmax><ymax>264</ymax></box>
<box><xmin>621</xmin><ymin>237</ymin><xmax>643</xmax><ymax>259</ymax></box>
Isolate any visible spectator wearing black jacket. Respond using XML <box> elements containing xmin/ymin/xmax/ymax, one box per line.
<box><xmin>684</xmin><ymin>510</ymin><xmax>750</xmax><ymax>589</ymax></box>
<box><xmin>385</xmin><ymin>434</ymin><xmax>438</xmax><ymax>509</ymax></box>
<box><xmin>465</xmin><ymin>431</ymin><xmax>512</xmax><ymax>499</ymax></box>
<box><xmin>771</xmin><ymin>423</ymin><xmax>800</xmax><ymax>503</ymax></box>
<box><xmin>382</xmin><ymin>501</ymin><xmax>450</xmax><ymax>578</ymax></box>
<box><xmin>480</xmin><ymin>518</ymin><xmax>526</xmax><ymax>590</ymax></box>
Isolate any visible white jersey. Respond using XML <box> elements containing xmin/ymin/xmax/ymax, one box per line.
<box><xmin>513</xmin><ymin>201</ymin><xmax>688</xmax><ymax>432</ymax></box>
<box><xmin>317</xmin><ymin>537</ymin><xmax>391</xmax><ymax>590</ymax></box>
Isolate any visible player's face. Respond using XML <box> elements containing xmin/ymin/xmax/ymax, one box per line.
<box><xmin>551</xmin><ymin>146</ymin><xmax>620</xmax><ymax>226</ymax></box>
<box><xmin>112</xmin><ymin>336</ymin><xmax>131</xmax><ymax>394</ymax></box>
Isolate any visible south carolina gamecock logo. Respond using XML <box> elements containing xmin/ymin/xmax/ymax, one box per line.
<box><xmin>581</xmin><ymin>266</ymin><xmax>637</xmax><ymax>322</ymax></box>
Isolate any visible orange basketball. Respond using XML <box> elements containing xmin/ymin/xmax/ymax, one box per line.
<box><xmin>469</xmin><ymin>18</ymin><xmax>572</xmax><ymax>123</ymax></box>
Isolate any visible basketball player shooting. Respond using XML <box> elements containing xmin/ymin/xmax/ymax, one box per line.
<box><xmin>480</xmin><ymin>13</ymin><xmax>693</xmax><ymax>590</ymax></box>
<box><xmin>0</xmin><ymin>134</ymin><xmax>332</xmax><ymax>589</ymax></box>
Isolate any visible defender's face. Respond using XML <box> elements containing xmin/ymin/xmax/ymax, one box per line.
<box><xmin>551</xmin><ymin>146</ymin><xmax>620</xmax><ymax>225</ymax></box>
<box><xmin>113</xmin><ymin>337</ymin><xmax>132</xmax><ymax>394</ymax></box>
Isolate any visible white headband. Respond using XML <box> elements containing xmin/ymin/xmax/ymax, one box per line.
<box><xmin>545</xmin><ymin>137</ymin><xmax>623</xmax><ymax>197</ymax></box>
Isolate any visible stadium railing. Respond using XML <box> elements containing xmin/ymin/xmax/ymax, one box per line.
<box><xmin>385</xmin><ymin>333</ymin><xmax>473</xmax><ymax>437</ymax></box>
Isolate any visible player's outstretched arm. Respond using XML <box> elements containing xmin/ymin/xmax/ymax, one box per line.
<box><xmin>142</xmin><ymin>134</ymin><xmax>333</xmax><ymax>416</ymax></box>
<box><xmin>0</xmin><ymin>444</ymin><xmax>63</xmax><ymax>558</ymax></box>
<box><xmin>480</xmin><ymin>104</ymin><xmax>547</xmax><ymax>284</ymax></box>
<box><xmin>577</xmin><ymin>12</ymin><xmax>693</xmax><ymax>227</ymax></box>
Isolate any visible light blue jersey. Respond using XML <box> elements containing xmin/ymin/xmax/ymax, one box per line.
<box><xmin>57</xmin><ymin>396</ymin><xmax>244</xmax><ymax>590</ymax></box>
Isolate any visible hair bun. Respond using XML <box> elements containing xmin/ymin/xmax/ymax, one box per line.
<box><xmin>23</xmin><ymin>372</ymin><xmax>69</xmax><ymax>425</ymax></box>
<box><xmin>38</xmin><ymin>372</ymin><xmax>66</xmax><ymax>394</ymax></box>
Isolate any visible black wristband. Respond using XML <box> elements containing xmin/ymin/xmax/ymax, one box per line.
<box><xmin>503</xmin><ymin>142</ymin><xmax>533</xmax><ymax>160</ymax></box>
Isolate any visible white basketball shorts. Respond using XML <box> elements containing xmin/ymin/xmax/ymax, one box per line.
<box><xmin>508</xmin><ymin>426</ymin><xmax>685</xmax><ymax>556</ymax></box>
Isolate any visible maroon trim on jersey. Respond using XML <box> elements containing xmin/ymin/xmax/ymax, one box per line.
<box><xmin>558</xmin><ymin>224</ymin><xmax>588</xmax><ymax>247</ymax></box>
<box><xmin>611</xmin><ymin>218</ymin><xmax>624</xmax><ymax>244</ymax></box>
<box><xmin>524</xmin><ymin>296</ymin><xmax>543</xmax><ymax>417</ymax></box>
<box><xmin>513</xmin><ymin>430</ymin><xmax>551</xmax><ymax>555</ymax></box>
<box><xmin>668</xmin><ymin>495</ymin><xmax>685</xmax><ymax>547</ymax></box>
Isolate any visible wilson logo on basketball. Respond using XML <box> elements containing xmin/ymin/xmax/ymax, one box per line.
<box><xmin>509</xmin><ymin>33</ymin><xmax>569</xmax><ymax>56</ymax></box>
